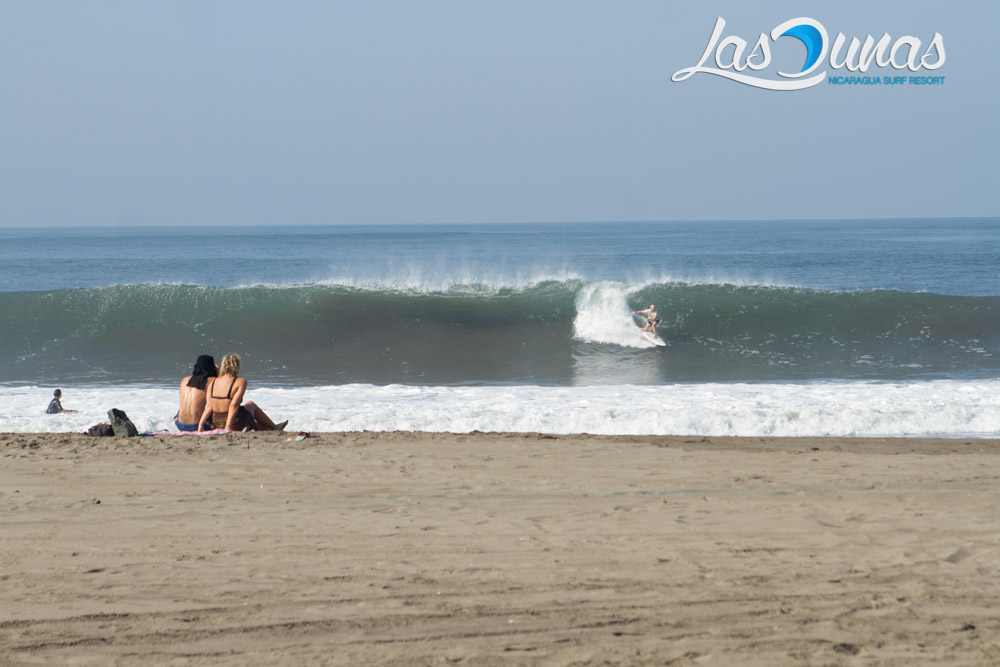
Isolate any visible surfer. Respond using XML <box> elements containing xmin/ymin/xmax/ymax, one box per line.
<box><xmin>45</xmin><ymin>388</ymin><xmax>78</xmax><ymax>414</ymax></box>
<box><xmin>633</xmin><ymin>304</ymin><xmax>660</xmax><ymax>338</ymax></box>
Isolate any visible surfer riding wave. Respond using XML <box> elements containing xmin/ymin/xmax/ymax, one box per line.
<box><xmin>633</xmin><ymin>304</ymin><xmax>660</xmax><ymax>338</ymax></box>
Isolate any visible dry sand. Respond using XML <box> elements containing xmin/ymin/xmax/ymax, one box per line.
<box><xmin>2</xmin><ymin>430</ymin><xmax>998</xmax><ymax>665</ymax></box>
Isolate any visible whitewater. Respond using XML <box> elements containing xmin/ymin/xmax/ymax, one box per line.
<box><xmin>8</xmin><ymin>380</ymin><xmax>1000</xmax><ymax>438</ymax></box>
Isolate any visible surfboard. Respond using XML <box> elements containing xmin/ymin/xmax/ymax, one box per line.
<box><xmin>641</xmin><ymin>330</ymin><xmax>667</xmax><ymax>347</ymax></box>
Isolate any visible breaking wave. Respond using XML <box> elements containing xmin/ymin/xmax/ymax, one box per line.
<box><xmin>3</xmin><ymin>280</ymin><xmax>999</xmax><ymax>385</ymax></box>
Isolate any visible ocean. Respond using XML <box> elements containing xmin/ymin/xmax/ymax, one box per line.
<box><xmin>3</xmin><ymin>219</ymin><xmax>1000</xmax><ymax>437</ymax></box>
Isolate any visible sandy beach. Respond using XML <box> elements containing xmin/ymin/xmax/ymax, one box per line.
<box><xmin>2</xmin><ymin>430</ymin><xmax>998</xmax><ymax>665</ymax></box>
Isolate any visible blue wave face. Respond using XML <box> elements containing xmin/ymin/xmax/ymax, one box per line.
<box><xmin>3</xmin><ymin>282</ymin><xmax>1000</xmax><ymax>386</ymax></box>
<box><xmin>781</xmin><ymin>24</ymin><xmax>824</xmax><ymax>72</ymax></box>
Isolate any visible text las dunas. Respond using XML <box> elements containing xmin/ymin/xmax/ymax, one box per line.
<box><xmin>672</xmin><ymin>17</ymin><xmax>945</xmax><ymax>91</ymax></box>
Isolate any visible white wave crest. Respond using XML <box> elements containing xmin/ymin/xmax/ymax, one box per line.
<box><xmin>313</xmin><ymin>266</ymin><xmax>586</xmax><ymax>294</ymax></box>
<box><xmin>572</xmin><ymin>282</ymin><xmax>653</xmax><ymax>348</ymax></box>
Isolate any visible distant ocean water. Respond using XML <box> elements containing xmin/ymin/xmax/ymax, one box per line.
<box><xmin>2</xmin><ymin>219</ymin><xmax>1000</xmax><ymax>437</ymax></box>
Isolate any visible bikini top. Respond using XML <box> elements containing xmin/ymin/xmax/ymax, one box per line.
<box><xmin>212</xmin><ymin>377</ymin><xmax>237</xmax><ymax>400</ymax></box>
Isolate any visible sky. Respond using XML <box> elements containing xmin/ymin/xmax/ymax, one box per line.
<box><xmin>0</xmin><ymin>1</ymin><xmax>996</xmax><ymax>226</ymax></box>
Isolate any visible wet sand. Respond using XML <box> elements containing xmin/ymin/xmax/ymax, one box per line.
<box><xmin>2</xmin><ymin>431</ymin><xmax>999</xmax><ymax>665</ymax></box>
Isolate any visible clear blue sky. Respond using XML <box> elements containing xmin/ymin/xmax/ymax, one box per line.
<box><xmin>1</xmin><ymin>1</ymin><xmax>995</xmax><ymax>226</ymax></box>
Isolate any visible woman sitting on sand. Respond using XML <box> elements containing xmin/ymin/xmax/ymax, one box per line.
<box><xmin>175</xmin><ymin>354</ymin><xmax>218</xmax><ymax>431</ymax></box>
<box><xmin>197</xmin><ymin>354</ymin><xmax>287</xmax><ymax>432</ymax></box>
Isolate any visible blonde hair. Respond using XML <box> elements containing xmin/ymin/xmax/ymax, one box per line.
<box><xmin>219</xmin><ymin>353</ymin><xmax>241</xmax><ymax>378</ymax></box>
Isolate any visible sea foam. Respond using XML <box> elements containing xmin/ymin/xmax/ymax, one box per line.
<box><xmin>3</xmin><ymin>380</ymin><xmax>1000</xmax><ymax>438</ymax></box>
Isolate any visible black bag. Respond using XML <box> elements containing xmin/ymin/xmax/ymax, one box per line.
<box><xmin>108</xmin><ymin>408</ymin><xmax>139</xmax><ymax>437</ymax></box>
<box><xmin>86</xmin><ymin>423</ymin><xmax>115</xmax><ymax>437</ymax></box>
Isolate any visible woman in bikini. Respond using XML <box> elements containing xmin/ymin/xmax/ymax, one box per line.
<box><xmin>197</xmin><ymin>353</ymin><xmax>287</xmax><ymax>432</ymax></box>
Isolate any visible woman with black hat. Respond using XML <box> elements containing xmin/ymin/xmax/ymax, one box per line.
<box><xmin>174</xmin><ymin>354</ymin><xmax>218</xmax><ymax>431</ymax></box>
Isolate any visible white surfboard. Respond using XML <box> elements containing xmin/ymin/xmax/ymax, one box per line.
<box><xmin>641</xmin><ymin>330</ymin><xmax>667</xmax><ymax>347</ymax></box>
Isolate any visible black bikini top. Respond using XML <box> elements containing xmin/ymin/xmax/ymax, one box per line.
<box><xmin>212</xmin><ymin>377</ymin><xmax>237</xmax><ymax>400</ymax></box>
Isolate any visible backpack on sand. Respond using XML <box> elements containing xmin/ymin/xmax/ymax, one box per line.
<box><xmin>86</xmin><ymin>423</ymin><xmax>115</xmax><ymax>437</ymax></box>
<box><xmin>108</xmin><ymin>408</ymin><xmax>139</xmax><ymax>437</ymax></box>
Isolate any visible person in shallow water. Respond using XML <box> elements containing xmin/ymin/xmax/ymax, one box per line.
<box><xmin>174</xmin><ymin>355</ymin><xmax>218</xmax><ymax>431</ymax></box>
<box><xmin>45</xmin><ymin>388</ymin><xmax>78</xmax><ymax>414</ymax></box>
<box><xmin>198</xmin><ymin>353</ymin><xmax>287</xmax><ymax>432</ymax></box>
<box><xmin>633</xmin><ymin>304</ymin><xmax>660</xmax><ymax>338</ymax></box>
